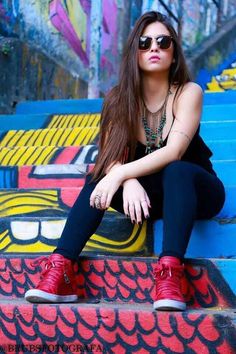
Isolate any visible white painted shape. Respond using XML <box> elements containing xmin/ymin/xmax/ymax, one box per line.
<box><xmin>41</xmin><ymin>220</ymin><xmax>66</xmax><ymax>239</ymax></box>
<box><xmin>11</xmin><ymin>221</ymin><xmax>39</xmax><ymax>240</ymax></box>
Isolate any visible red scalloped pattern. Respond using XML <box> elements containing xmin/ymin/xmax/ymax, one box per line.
<box><xmin>0</xmin><ymin>257</ymin><xmax>235</xmax><ymax>309</ymax></box>
<box><xmin>0</xmin><ymin>303</ymin><xmax>235</xmax><ymax>353</ymax></box>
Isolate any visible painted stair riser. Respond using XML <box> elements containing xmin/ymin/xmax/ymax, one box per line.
<box><xmin>16</xmin><ymin>98</ymin><xmax>104</xmax><ymax>114</ymax></box>
<box><xmin>0</xmin><ymin>256</ymin><xmax>235</xmax><ymax>309</ymax></box>
<box><xmin>0</xmin><ymin>127</ymin><xmax>99</xmax><ymax>148</ymax></box>
<box><xmin>154</xmin><ymin>219</ymin><xmax>236</xmax><ymax>259</ymax></box>
<box><xmin>14</xmin><ymin>92</ymin><xmax>236</xmax><ymax>115</ymax></box>
<box><xmin>0</xmin><ymin>113</ymin><xmax>100</xmax><ymax>131</ymax></box>
<box><xmin>0</xmin><ymin>214</ymin><xmax>235</xmax><ymax>258</ymax></box>
<box><xmin>202</xmin><ymin>105</ymin><xmax>236</xmax><ymax>121</ymax></box>
<box><xmin>208</xmin><ymin>140</ymin><xmax>236</xmax><ymax>161</ymax></box>
<box><xmin>0</xmin><ymin>146</ymin><xmax>97</xmax><ymax>167</ymax></box>
<box><xmin>0</xmin><ymin>122</ymin><xmax>236</xmax><ymax>146</ymax></box>
<box><xmin>0</xmin><ymin>141</ymin><xmax>234</xmax><ymax>168</ymax></box>
<box><xmin>1</xmin><ymin>107</ymin><xmax>236</xmax><ymax>134</ymax></box>
<box><xmin>213</xmin><ymin>161</ymin><xmax>236</xmax><ymax>186</ymax></box>
<box><xmin>0</xmin><ymin>214</ymin><xmax>150</xmax><ymax>255</ymax></box>
<box><xmin>0</xmin><ymin>301</ymin><xmax>235</xmax><ymax>353</ymax></box>
<box><xmin>0</xmin><ymin>185</ymin><xmax>234</xmax><ymax>216</ymax></box>
<box><xmin>204</xmin><ymin>91</ymin><xmax>236</xmax><ymax>105</ymax></box>
<box><xmin>200</xmin><ymin>122</ymin><xmax>236</xmax><ymax>140</ymax></box>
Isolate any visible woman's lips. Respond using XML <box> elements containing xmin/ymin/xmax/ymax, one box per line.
<box><xmin>149</xmin><ymin>56</ymin><xmax>160</xmax><ymax>61</ymax></box>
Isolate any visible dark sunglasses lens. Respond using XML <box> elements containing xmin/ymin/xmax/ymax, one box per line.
<box><xmin>157</xmin><ymin>36</ymin><xmax>172</xmax><ymax>49</ymax></box>
<box><xmin>139</xmin><ymin>37</ymin><xmax>152</xmax><ymax>50</ymax></box>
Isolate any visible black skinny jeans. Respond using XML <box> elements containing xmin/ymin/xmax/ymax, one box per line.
<box><xmin>55</xmin><ymin>160</ymin><xmax>225</xmax><ymax>261</ymax></box>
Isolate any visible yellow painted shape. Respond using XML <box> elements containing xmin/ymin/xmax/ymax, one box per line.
<box><xmin>0</xmin><ymin>230</ymin><xmax>12</xmax><ymax>251</ymax></box>
<box><xmin>207</xmin><ymin>82</ymin><xmax>224</xmax><ymax>92</ymax></box>
<box><xmin>48</xmin><ymin>114</ymin><xmax>101</xmax><ymax>129</ymax></box>
<box><xmin>0</xmin><ymin>220</ymin><xmax>147</xmax><ymax>254</ymax></box>
<box><xmin>0</xmin><ymin>127</ymin><xmax>99</xmax><ymax>148</ymax></box>
<box><xmin>0</xmin><ymin>190</ymin><xmax>63</xmax><ymax>217</ymax></box>
<box><xmin>0</xmin><ymin>146</ymin><xmax>57</xmax><ymax>166</ymax></box>
<box><xmin>4</xmin><ymin>241</ymin><xmax>55</xmax><ymax>253</ymax></box>
<box><xmin>222</xmin><ymin>68</ymin><xmax>236</xmax><ymax>76</ymax></box>
<box><xmin>66</xmin><ymin>0</ymin><xmax>87</xmax><ymax>51</ymax></box>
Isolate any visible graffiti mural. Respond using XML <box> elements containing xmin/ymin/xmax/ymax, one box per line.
<box><xmin>0</xmin><ymin>257</ymin><xmax>235</xmax><ymax>352</ymax></box>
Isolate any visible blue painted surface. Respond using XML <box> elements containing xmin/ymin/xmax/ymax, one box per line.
<box><xmin>0</xmin><ymin>167</ymin><xmax>18</xmax><ymax>188</ymax></box>
<box><xmin>214</xmin><ymin>259</ymin><xmax>236</xmax><ymax>294</ymax></box>
<box><xmin>154</xmin><ymin>220</ymin><xmax>236</xmax><ymax>258</ymax></box>
<box><xmin>208</xmin><ymin>140</ymin><xmax>236</xmax><ymax>161</ymax></box>
<box><xmin>203</xmin><ymin>91</ymin><xmax>236</xmax><ymax>105</ymax></box>
<box><xmin>212</xmin><ymin>161</ymin><xmax>236</xmax><ymax>186</ymax></box>
<box><xmin>202</xmin><ymin>104</ymin><xmax>236</xmax><ymax>121</ymax></box>
<box><xmin>0</xmin><ymin>114</ymin><xmax>50</xmax><ymax>130</ymax></box>
<box><xmin>16</xmin><ymin>99</ymin><xmax>104</xmax><ymax>114</ymax></box>
<box><xmin>200</xmin><ymin>122</ymin><xmax>236</xmax><ymax>140</ymax></box>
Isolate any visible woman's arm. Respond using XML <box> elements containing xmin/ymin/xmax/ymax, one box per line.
<box><xmin>90</xmin><ymin>83</ymin><xmax>202</xmax><ymax>209</ymax></box>
<box><xmin>119</xmin><ymin>82</ymin><xmax>203</xmax><ymax>180</ymax></box>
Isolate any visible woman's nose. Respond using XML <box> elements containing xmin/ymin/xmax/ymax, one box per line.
<box><xmin>150</xmin><ymin>38</ymin><xmax>159</xmax><ymax>51</ymax></box>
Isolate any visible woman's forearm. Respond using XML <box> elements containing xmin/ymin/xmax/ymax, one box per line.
<box><xmin>120</xmin><ymin>145</ymin><xmax>179</xmax><ymax>180</ymax></box>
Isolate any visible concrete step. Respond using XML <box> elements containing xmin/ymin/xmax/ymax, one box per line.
<box><xmin>200</xmin><ymin>121</ymin><xmax>236</xmax><ymax>140</ymax></box>
<box><xmin>208</xmin><ymin>140</ymin><xmax>236</xmax><ymax>161</ymax></box>
<box><xmin>0</xmin><ymin>184</ymin><xmax>234</xmax><ymax>217</ymax></box>
<box><xmin>0</xmin><ymin>145</ymin><xmax>97</xmax><ymax>166</ymax></box>
<box><xmin>0</xmin><ymin>255</ymin><xmax>235</xmax><ymax>309</ymax></box>
<box><xmin>0</xmin><ymin>214</ymin><xmax>151</xmax><ymax>255</ymax></box>
<box><xmin>0</xmin><ymin>298</ymin><xmax>234</xmax><ymax>353</ymax></box>
<box><xmin>16</xmin><ymin>98</ymin><xmax>103</xmax><ymax>114</ymax></box>
<box><xmin>0</xmin><ymin>113</ymin><xmax>100</xmax><ymax>131</ymax></box>
<box><xmin>202</xmin><ymin>104</ymin><xmax>236</xmax><ymax>121</ymax></box>
<box><xmin>203</xmin><ymin>91</ymin><xmax>236</xmax><ymax>105</ymax></box>
<box><xmin>0</xmin><ymin>127</ymin><xmax>99</xmax><ymax>148</ymax></box>
<box><xmin>213</xmin><ymin>160</ymin><xmax>236</xmax><ymax>186</ymax></box>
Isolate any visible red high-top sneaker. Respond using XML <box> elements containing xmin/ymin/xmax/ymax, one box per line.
<box><xmin>25</xmin><ymin>253</ymin><xmax>78</xmax><ymax>303</ymax></box>
<box><xmin>153</xmin><ymin>256</ymin><xmax>186</xmax><ymax>311</ymax></box>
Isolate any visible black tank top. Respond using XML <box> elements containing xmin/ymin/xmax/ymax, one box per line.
<box><xmin>134</xmin><ymin>125</ymin><xmax>216</xmax><ymax>176</ymax></box>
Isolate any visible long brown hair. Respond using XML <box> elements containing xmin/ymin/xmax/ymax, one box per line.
<box><xmin>91</xmin><ymin>11</ymin><xmax>191</xmax><ymax>181</ymax></box>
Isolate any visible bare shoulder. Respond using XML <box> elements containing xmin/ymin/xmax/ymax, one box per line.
<box><xmin>180</xmin><ymin>82</ymin><xmax>203</xmax><ymax>98</ymax></box>
<box><xmin>175</xmin><ymin>82</ymin><xmax>203</xmax><ymax>108</ymax></box>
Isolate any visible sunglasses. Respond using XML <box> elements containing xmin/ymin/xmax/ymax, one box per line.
<box><xmin>139</xmin><ymin>35</ymin><xmax>173</xmax><ymax>50</ymax></box>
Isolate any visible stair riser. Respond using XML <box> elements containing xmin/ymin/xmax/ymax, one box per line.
<box><xmin>201</xmin><ymin>122</ymin><xmax>236</xmax><ymax>140</ymax></box>
<box><xmin>0</xmin><ymin>302</ymin><xmax>235</xmax><ymax>353</ymax></box>
<box><xmin>154</xmin><ymin>220</ymin><xmax>236</xmax><ymax>259</ymax></box>
<box><xmin>202</xmin><ymin>105</ymin><xmax>236</xmax><ymax>121</ymax></box>
<box><xmin>0</xmin><ymin>257</ymin><xmax>235</xmax><ymax>308</ymax></box>
<box><xmin>204</xmin><ymin>91</ymin><xmax>236</xmax><ymax>105</ymax></box>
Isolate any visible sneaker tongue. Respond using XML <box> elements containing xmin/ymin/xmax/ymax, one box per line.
<box><xmin>159</xmin><ymin>256</ymin><xmax>182</xmax><ymax>266</ymax></box>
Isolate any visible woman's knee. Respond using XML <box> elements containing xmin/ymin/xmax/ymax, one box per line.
<box><xmin>162</xmin><ymin>160</ymin><xmax>196</xmax><ymax>183</ymax></box>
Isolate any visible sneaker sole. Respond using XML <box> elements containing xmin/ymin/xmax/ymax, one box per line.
<box><xmin>153</xmin><ymin>299</ymin><xmax>186</xmax><ymax>311</ymax></box>
<box><xmin>25</xmin><ymin>289</ymin><xmax>78</xmax><ymax>303</ymax></box>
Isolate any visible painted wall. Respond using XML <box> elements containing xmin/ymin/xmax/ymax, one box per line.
<box><xmin>0</xmin><ymin>0</ymin><xmax>236</xmax><ymax>111</ymax></box>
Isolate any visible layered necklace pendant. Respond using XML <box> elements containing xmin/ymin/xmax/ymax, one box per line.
<box><xmin>142</xmin><ymin>89</ymin><xmax>171</xmax><ymax>154</ymax></box>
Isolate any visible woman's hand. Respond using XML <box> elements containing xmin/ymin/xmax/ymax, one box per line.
<box><xmin>90</xmin><ymin>167</ymin><xmax>124</xmax><ymax>210</ymax></box>
<box><xmin>123</xmin><ymin>179</ymin><xmax>151</xmax><ymax>224</ymax></box>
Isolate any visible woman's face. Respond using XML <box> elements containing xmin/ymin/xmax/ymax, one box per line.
<box><xmin>138</xmin><ymin>21</ymin><xmax>174</xmax><ymax>74</ymax></box>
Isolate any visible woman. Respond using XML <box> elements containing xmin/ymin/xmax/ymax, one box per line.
<box><xmin>25</xmin><ymin>11</ymin><xmax>225</xmax><ymax>311</ymax></box>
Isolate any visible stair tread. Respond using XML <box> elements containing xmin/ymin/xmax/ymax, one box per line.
<box><xmin>0</xmin><ymin>297</ymin><xmax>235</xmax><ymax>353</ymax></box>
<box><xmin>0</xmin><ymin>255</ymin><xmax>235</xmax><ymax>309</ymax></box>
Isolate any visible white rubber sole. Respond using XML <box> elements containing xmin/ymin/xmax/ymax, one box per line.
<box><xmin>25</xmin><ymin>289</ymin><xmax>78</xmax><ymax>303</ymax></box>
<box><xmin>153</xmin><ymin>299</ymin><xmax>186</xmax><ymax>311</ymax></box>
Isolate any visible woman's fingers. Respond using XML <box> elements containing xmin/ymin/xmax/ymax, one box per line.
<box><xmin>141</xmin><ymin>199</ymin><xmax>150</xmax><ymax>219</ymax></box>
